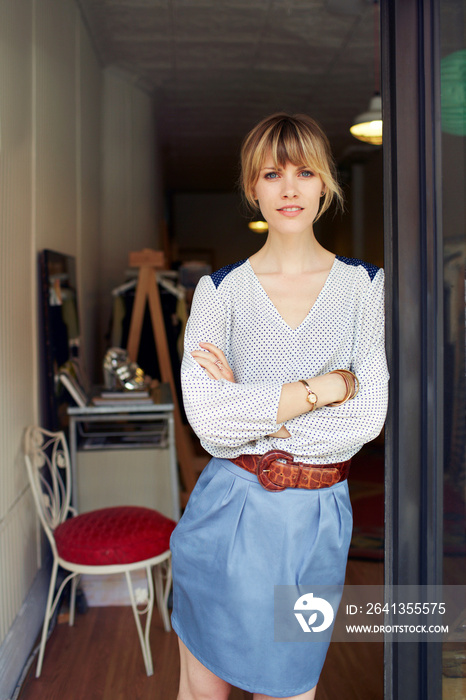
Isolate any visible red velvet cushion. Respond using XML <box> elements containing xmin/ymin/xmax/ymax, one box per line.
<box><xmin>55</xmin><ymin>506</ymin><xmax>176</xmax><ymax>566</ymax></box>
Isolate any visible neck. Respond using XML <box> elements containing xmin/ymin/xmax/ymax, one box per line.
<box><xmin>252</xmin><ymin>230</ymin><xmax>332</xmax><ymax>274</ymax></box>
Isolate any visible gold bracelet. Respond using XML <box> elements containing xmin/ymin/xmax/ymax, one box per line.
<box><xmin>299</xmin><ymin>379</ymin><xmax>318</xmax><ymax>412</ymax></box>
<box><xmin>327</xmin><ymin>370</ymin><xmax>359</xmax><ymax>406</ymax></box>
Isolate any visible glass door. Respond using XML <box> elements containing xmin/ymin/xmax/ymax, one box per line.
<box><xmin>382</xmin><ymin>0</ymin><xmax>465</xmax><ymax>697</ymax></box>
<box><xmin>440</xmin><ymin>1</ymin><xmax>466</xmax><ymax>697</ymax></box>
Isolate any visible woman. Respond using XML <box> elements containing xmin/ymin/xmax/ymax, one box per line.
<box><xmin>170</xmin><ymin>113</ymin><xmax>389</xmax><ymax>700</ymax></box>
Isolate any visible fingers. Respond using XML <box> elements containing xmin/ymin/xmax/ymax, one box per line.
<box><xmin>191</xmin><ymin>350</ymin><xmax>224</xmax><ymax>381</ymax></box>
<box><xmin>191</xmin><ymin>343</ymin><xmax>235</xmax><ymax>382</ymax></box>
<box><xmin>198</xmin><ymin>342</ymin><xmax>228</xmax><ymax>364</ymax></box>
<box><xmin>197</xmin><ymin>343</ymin><xmax>232</xmax><ymax>378</ymax></box>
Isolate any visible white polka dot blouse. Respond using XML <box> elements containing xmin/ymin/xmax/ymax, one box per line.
<box><xmin>181</xmin><ymin>256</ymin><xmax>389</xmax><ymax>464</ymax></box>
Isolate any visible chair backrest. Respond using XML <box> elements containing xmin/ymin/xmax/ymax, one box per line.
<box><xmin>24</xmin><ymin>426</ymin><xmax>74</xmax><ymax>552</ymax></box>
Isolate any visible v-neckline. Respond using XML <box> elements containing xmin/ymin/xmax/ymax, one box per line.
<box><xmin>246</xmin><ymin>256</ymin><xmax>338</xmax><ymax>331</ymax></box>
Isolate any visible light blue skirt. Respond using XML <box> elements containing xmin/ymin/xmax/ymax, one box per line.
<box><xmin>170</xmin><ymin>457</ymin><xmax>353</xmax><ymax>697</ymax></box>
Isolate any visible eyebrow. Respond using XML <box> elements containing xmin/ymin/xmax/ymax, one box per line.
<box><xmin>260</xmin><ymin>164</ymin><xmax>311</xmax><ymax>172</ymax></box>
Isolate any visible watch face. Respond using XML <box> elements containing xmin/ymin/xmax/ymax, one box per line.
<box><xmin>307</xmin><ymin>392</ymin><xmax>317</xmax><ymax>405</ymax></box>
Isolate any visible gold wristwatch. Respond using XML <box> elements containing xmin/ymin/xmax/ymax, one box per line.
<box><xmin>299</xmin><ymin>379</ymin><xmax>318</xmax><ymax>412</ymax></box>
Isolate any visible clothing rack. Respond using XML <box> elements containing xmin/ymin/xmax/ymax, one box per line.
<box><xmin>126</xmin><ymin>249</ymin><xmax>205</xmax><ymax>505</ymax></box>
<box><xmin>112</xmin><ymin>271</ymin><xmax>185</xmax><ymax>300</ymax></box>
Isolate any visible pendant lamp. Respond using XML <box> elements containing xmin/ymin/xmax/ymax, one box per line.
<box><xmin>350</xmin><ymin>1</ymin><xmax>382</xmax><ymax>145</ymax></box>
<box><xmin>350</xmin><ymin>93</ymin><xmax>383</xmax><ymax>144</ymax></box>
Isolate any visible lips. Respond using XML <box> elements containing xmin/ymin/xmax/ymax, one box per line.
<box><xmin>277</xmin><ymin>206</ymin><xmax>304</xmax><ymax>217</ymax></box>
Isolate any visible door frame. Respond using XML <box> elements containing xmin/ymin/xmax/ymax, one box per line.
<box><xmin>381</xmin><ymin>0</ymin><xmax>444</xmax><ymax>697</ymax></box>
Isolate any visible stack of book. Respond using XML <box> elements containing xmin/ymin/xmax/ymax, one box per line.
<box><xmin>91</xmin><ymin>389</ymin><xmax>154</xmax><ymax>406</ymax></box>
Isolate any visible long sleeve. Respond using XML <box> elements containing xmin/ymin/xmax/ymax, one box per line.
<box><xmin>180</xmin><ymin>258</ymin><xmax>389</xmax><ymax>463</ymax></box>
<box><xmin>181</xmin><ymin>275</ymin><xmax>284</xmax><ymax>448</ymax></box>
<box><xmin>280</xmin><ymin>268</ymin><xmax>389</xmax><ymax>461</ymax></box>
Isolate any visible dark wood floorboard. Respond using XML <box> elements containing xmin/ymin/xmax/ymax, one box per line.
<box><xmin>18</xmin><ymin>560</ymin><xmax>383</xmax><ymax>700</ymax></box>
<box><xmin>316</xmin><ymin>560</ymin><xmax>384</xmax><ymax>700</ymax></box>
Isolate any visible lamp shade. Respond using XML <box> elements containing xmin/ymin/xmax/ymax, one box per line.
<box><xmin>350</xmin><ymin>94</ymin><xmax>383</xmax><ymax>145</ymax></box>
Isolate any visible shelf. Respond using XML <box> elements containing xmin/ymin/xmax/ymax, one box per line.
<box><xmin>77</xmin><ymin>418</ymin><xmax>168</xmax><ymax>451</ymax></box>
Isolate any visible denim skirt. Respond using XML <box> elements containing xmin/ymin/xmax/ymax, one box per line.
<box><xmin>170</xmin><ymin>457</ymin><xmax>353</xmax><ymax>698</ymax></box>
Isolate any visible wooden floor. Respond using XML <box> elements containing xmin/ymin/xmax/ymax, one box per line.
<box><xmin>18</xmin><ymin>560</ymin><xmax>383</xmax><ymax>700</ymax></box>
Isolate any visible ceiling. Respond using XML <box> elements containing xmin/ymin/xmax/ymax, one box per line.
<box><xmin>78</xmin><ymin>0</ymin><xmax>381</xmax><ymax>191</ymax></box>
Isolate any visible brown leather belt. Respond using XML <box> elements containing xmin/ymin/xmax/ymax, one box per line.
<box><xmin>230</xmin><ymin>450</ymin><xmax>351</xmax><ymax>492</ymax></box>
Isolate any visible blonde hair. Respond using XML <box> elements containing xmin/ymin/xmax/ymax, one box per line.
<box><xmin>240</xmin><ymin>113</ymin><xmax>343</xmax><ymax>221</ymax></box>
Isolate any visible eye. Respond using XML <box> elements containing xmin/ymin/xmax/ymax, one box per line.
<box><xmin>299</xmin><ymin>169</ymin><xmax>314</xmax><ymax>178</ymax></box>
<box><xmin>264</xmin><ymin>171</ymin><xmax>279</xmax><ymax>180</ymax></box>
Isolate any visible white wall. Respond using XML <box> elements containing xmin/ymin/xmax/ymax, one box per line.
<box><xmin>78</xmin><ymin>21</ymin><xmax>103</xmax><ymax>384</ymax></box>
<box><xmin>0</xmin><ymin>0</ymin><xmax>39</xmax><ymax>662</ymax></box>
<box><xmin>0</xmin><ymin>1</ymin><xmax>37</xmax><ymax>682</ymax></box>
<box><xmin>0</xmin><ymin>1</ymin><xmax>163</xmax><ymax>695</ymax></box>
<box><xmin>98</xmin><ymin>69</ymin><xmax>162</xmax><ymax>371</ymax></box>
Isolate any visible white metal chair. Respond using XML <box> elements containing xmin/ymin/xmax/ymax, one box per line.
<box><xmin>24</xmin><ymin>425</ymin><xmax>176</xmax><ymax>677</ymax></box>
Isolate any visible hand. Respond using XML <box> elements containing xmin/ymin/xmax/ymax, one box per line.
<box><xmin>191</xmin><ymin>342</ymin><xmax>235</xmax><ymax>382</ymax></box>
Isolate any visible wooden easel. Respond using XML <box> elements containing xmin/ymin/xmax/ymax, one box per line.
<box><xmin>126</xmin><ymin>249</ymin><xmax>206</xmax><ymax>505</ymax></box>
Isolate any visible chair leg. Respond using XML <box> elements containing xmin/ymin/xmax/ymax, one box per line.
<box><xmin>36</xmin><ymin>559</ymin><xmax>59</xmax><ymax>677</ymax></box>
<box><xmin>154</xmin><ymin>556</ymin><xmax>172</xmax><ymax>632</ymax></box>
<box><xmin>125</xmin><ymin>567</ymin><xmax>155</xmax><ymax>676</ymax></box>
<box><xmin>37</xmin><ymin>566</ymin><xmax>79</xmax><ymax>676</ymax></box>
<box><xmin>69</xmin><ymin>574</ymin><xmax>80</xmax><ymax>626</ymax></box>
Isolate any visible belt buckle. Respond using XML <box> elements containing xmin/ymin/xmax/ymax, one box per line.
<box><xmin>257</xmin><ymin>450</ymin><xmax>294</xmax><ymax>492</ymax></box>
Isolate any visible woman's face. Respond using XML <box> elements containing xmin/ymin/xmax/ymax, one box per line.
<box><xmin>253</xmin><ymin>153</ymin><xmax>324</xmax><ymax>235</ymax></box>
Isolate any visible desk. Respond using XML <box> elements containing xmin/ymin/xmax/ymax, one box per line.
<box><xmin>67</xmin><ymin>383</ymin><xmax>180</xmax><ymax>520</ymax></box>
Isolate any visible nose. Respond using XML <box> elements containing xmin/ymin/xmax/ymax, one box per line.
<box><xmin>280</xmin><ymin>174</ymin><xmax>298</xmax><ymax>198</ymax></box>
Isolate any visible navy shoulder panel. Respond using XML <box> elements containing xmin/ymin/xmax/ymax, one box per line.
<box><xmin>210</xmin><ymin>259</ymin><xmax>248</xmax><ymax>289</ymax></box>
<box><xmin>336</xmin><ymin>255</ymin><xmax>379</xmax><ymax>282</ymax></box>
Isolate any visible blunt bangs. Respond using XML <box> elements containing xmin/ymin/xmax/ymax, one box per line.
<box><xmin>269</xmin><ymin>121</ymin><xmax>318</xmax><ymax>170</ymax></box>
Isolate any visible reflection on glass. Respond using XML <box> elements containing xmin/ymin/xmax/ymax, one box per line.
<box><xmin>39</xmin><ymin>250</ymin><xmax>81</xmax><ymax>430</ymax></box>
<box><xmin>440</xmin><ymin>1</ymin><xmax>466</xmax><ymax>697</ymax></box>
